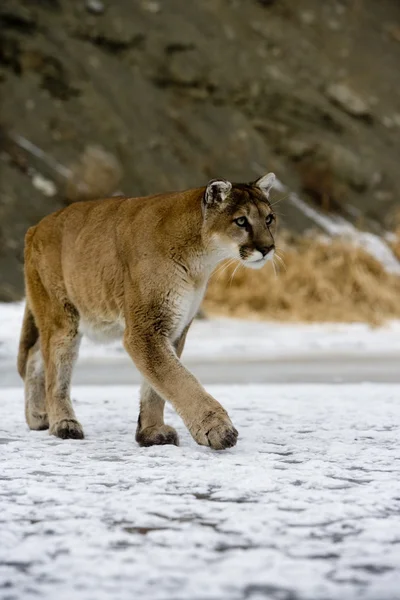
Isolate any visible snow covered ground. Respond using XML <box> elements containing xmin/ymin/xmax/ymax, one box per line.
<box><xmin>3</xmin><ymin>303</ymin><xmax>400</xmax><ymax>362</ymax></box>
<box><xmin>1</xmin><ymin>302</ymin><xmax>400</xmax><ymax>599</ymax></box>
<box><xmin>2</xmin><ymin>302</ymin><xmax>400</xmax><ymax>385</ymax></box>
<box><xmin>1</xmin><ymin>384</ymin><xmax>400</xmax><ymax>600</ymax></box>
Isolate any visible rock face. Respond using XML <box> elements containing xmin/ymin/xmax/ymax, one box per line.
<box><xmin>1</xmin><ymin>0</ymin><xmax>400</xmax><ymax>300</ymax></box>
<box><xmin>325</xmin><ymin>83</ymin><xmax>372</xmax><ymax>120</ymax></box>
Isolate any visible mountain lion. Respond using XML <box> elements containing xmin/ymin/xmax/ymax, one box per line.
<box><xmin>18</xmin><ymin>173</ymin><xmax>277</xmax><ymax>450</ymax></box>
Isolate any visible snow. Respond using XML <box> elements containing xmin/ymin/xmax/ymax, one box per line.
<box><xmin>2</xmin><ymin>300</ymin><xmax>400</xmax><ymax>597</ymax></box>
<box><xmin>1</xmin><ymin>384</ymin><xmax>400</xmax><ymax>599</ymax></box>
<box><xmin>3</xmin><ymin>302</ymin><xmax>400</xmax><ymax>366</ymax></box>
<box><xmin>2</xmin><ymin>178</ymin><xmax>400</xmax><ymax>599</ymax></box>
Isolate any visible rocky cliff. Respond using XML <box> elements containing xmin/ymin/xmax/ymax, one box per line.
<box><xmin>1</xmin><ymin>0</ymin><xmax>400</xmax><ymax>300</ymax></box>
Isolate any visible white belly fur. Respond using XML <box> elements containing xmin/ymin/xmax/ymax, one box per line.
<box><xmin>78</xmin><ymin>287</ymin><xmax>205</xmax><ymax>344</ymax></box>
<box><xmin>79</xmin><ymin>318</ymin><xmax>125</xmax><ymax>343</ymax></box>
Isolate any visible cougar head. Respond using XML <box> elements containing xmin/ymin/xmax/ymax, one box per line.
<box><xmin>203</xmin><ymin>173</ymin><xmax>277</xmax><ymax>269</ymax></box>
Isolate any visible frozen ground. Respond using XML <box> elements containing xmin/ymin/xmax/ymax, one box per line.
<box><xmin>1</xmin><ymin>384</ymin><xmax>400</xmax><ymax>600</ymax></box>
<box><xmin>2</xmin><ymin>303</ymin><xmax>400</xmax><ymax>385</ymax></box>
<box><xmin>1</xmin><ymin>302</ymin><xmax>400</xmax><ymax>598</ymax></box>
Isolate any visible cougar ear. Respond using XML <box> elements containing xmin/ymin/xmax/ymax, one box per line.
<box><xmin>204</xmin><ymin>179</ymin><xmax>232</xmax><ymax>207</ymax></box>
<box><xmin>255</xmin><ymin>172</ymin><xmax>276</xmax><ymax>196</ymax></box>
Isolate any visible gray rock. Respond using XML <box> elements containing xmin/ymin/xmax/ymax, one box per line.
<box><xmin>326</xmin><ymin>83</ymin><xmax>372</xmax><ymax>119</ymax></box>
<box><xmin>86</xmin><ymin>0</ymin><xmax>105</xmax><ymax>15</ymax></box>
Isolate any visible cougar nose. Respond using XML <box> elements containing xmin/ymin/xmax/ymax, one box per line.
<box><xmin>258</xmin><ymin>245</ymin><xmax>274</xmax><ymax>257</ymax></box>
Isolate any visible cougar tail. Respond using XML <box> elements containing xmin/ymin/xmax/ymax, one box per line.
<box><xmin>17</xmin><ymin>303</ymin><xmax>39</xmax><ymax>379</ymax></box>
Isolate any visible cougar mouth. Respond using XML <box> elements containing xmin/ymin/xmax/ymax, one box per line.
<box><xmin>242</xmin><ymin>249</ymin><xmax>274</xmax><ymax>270</ymax></box>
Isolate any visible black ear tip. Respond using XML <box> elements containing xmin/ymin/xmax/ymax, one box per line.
<box><xmin>204</xmin><ymin>179</ymin><xmax>232</xmax><ymax>205</ymax></box>
<box><xmin>207</xmin><ymin>178</ymin><xmax>231</xmax><ymax>187</ymax></box>
<box><xmin>209</xmin><ymin>180</ymin><xmax>222</xmax><ymax>189</ymax></box>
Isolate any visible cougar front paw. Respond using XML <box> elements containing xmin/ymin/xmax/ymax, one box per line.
<box><xmin>192</xmin><ymin>410</ymin><xmax>238</xmax><ymax>450</ymax></box>
<box><xmin>26</xmin><ymin>411</ymin><xmax>49</xmax><ymax>431</ymax></box>
<box><xmin>49</xmin><ymin>419</ymin><xmax>84</xmax><ymax>440</ymax></box>
<box><xmin>136</xmin><ymin>424</ymin><xmax>179</xmax><ymax>447</ymax></box>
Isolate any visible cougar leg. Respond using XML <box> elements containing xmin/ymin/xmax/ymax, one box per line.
<box><xmin>24</xmin><ymin>340</ymin><xmax>48</xmax><ymax>430</ymax></box>
<box><xmin>135</xmin><ymin>325</ymin><xmax>190</xmax><ymax>447</ymax></box>
<box><xmin>40</xmin><ymin>302</ymin><xmax>83</xmax><ymax>440</ymax></box>
<box><xmin>125</xmin><ymin>317</ymin><xmax>238</xmax><ymax>451</ymax></box>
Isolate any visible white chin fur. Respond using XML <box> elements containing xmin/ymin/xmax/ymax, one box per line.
<box><xmin>243</xmin><ymin>259</ymin><xmax>266</xmax><ymax>270</ymax></box>
<box><xmin>243</xmin><ymin>249</ymin><xmax>274</xmax><ymax>270</ymax></box>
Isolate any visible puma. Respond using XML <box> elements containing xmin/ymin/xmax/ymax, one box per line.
<box><xmin>17</xmin><ymin>173</ymin><xmax>277</xmax><ymax>449</ymax></box>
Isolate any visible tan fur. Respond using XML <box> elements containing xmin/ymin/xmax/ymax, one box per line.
<box><xmin>18</xmin><ymin>174</ymin><xmax>277</xmax><ymax>448</ymax></box>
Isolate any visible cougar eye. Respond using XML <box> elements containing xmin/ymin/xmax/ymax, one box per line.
<box><xmin>234</xmin><ymin>216</ymin><xmax>248</xmax><ymax>227</ymax></box>
<box><xmin>265</xmin><ymin>214</ymin><xmax>274</xmax><ymax>226</ymax></box>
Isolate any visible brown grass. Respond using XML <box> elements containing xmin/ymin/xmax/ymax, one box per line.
<box><xmin>204</xmin><ymin>234</ymin><xmax>400</xmax><ymax>324</ymax></box>
<box><xmin>391</xmin><ymin>226</ymin><xmax>400</xmax><ymax>262</ymax></box>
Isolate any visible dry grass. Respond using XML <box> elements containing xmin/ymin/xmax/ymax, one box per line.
<box><xmin>391</xmin><ymin>226</ymin><xmax>400</xmax><ymax>262</ymax></box>
<box><xmin>204</xmin><ymin>234</ymin><xmax>400</xmax><ymax>324</ymax></box>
